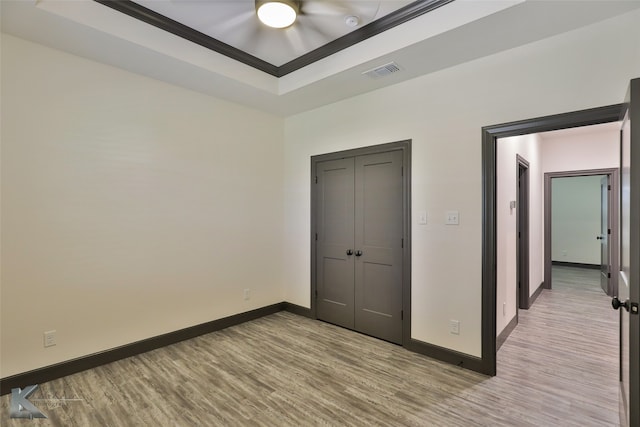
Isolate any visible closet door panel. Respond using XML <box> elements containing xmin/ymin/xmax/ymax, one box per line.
<box><xmin>354</xmin><ymin>151</ymin><xmax>403</xmax><ymax>344</ymax></box>
<box><xmin>316</xmin><ymin>158</ymin><xmax>355</xmax><ymax>328</ymax></box>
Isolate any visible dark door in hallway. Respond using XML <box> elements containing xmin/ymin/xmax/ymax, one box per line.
<box><xmin>517</xmin><ymin>156</ymin><xmax>530</xmax><ymax>310</ymax></box>
<box><xmin>316</xmin><ymin>150</ymin><xmax>403</xmax><ymax>344</ymax></box>
<box><xmin>600</xmin><ymin>175</ymin><xmax>611</xmax><ymax>295</ymax></box>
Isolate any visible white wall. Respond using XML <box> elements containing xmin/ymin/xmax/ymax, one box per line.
<box><xmin>0</xmin><ymin>35</ymin><xmax>285</xmax><ymax>377</ymax></box>
<box><xmin>283</xmin><ymin>9</ymin><xmax>640</xmax><ymax>357</ymax></box>
<box><xmin>552</xmin><ymin>175</ymin><xmax>604</xmax><ymax>264</ymax></box>
<box><xmin>541</xmin><ymin>126</ymin><xmax>620</xmax><ymax>173</ymax></box>
<box><xmin>496</xmin><ymin>134</ymin><xmax>543</xmax><ymax>336</ymax></box>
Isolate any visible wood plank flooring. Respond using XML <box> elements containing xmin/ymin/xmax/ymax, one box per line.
<box><xmin>495</xmin><ymin>266</ymin><xmax>620</xmax><ymax>426</ymax></box>
<box><xmin>1</xmin><ymin>267</ymin><xmax>620</xmax><ymax>426</ymax></box>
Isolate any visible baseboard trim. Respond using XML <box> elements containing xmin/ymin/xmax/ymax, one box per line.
<box><xmin>529</xmin><ymin>281</ymin><xmax>544</xmax><ymax>308</ymax></box>
<box><xmin>551</xmin><ymin>261</ymin><xmax>600</xmax><ymax>270</ymax></box>
<box><xmin>281</xmin><ymin>302</ymin><xmax>313</xmax><ymax>318</ymax></box>
<box><xmin>405</xmin><ymin>338</ymin><xmax>485</xmax><ymax>374</ymax></box>
<box><xmin>0</xmin><ymin>303</ymin><xmax>283</xmax><ymax>395</ymax></box>
<box><xmin>1</xmin><ymin>301</ymin><xmax>490</xmax><ymax>395</ymax></box>
<box><xmin>497</xmin><ymin>315</ymin><xmax>518</xmax><ymax>350</ymax></box>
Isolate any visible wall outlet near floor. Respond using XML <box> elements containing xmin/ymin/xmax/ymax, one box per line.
<box><xmin>243</xmin><ymin>289</ymin><xmax>250</xmax><ymax>301</ymax></box>
<box><xmin>44</xmin><ymin>330</ymin><xmax>56</xmax><ymax>347</ymax></box>
<box><xmin>449</xmin><ymin>320</ymin><xmax>460</xmax><ymax>335</ymax></box>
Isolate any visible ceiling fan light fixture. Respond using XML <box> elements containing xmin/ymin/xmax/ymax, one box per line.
<box><xmin>256</xmin><ymin>0</ymin><xmax>299</xmax><ymax>29</ymax></box>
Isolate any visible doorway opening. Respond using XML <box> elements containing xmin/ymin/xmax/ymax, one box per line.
<box><xmin>481</xmin><ymin>104</ymin><xmax>623</xmax><ymax>376</ymax></box>
<box><xmin>544</xmin><ymin>169</ymin><xmax>619</xmax><ymax>297</ymax></box>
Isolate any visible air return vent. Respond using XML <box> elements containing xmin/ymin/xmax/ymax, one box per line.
<box><xmin>362</xmin><ymin>62</ymin><xmax>402</xmax><ymax>79</ymax></box>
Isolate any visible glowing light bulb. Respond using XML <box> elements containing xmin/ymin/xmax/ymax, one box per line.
<box><xmin>257</xmin><ymin>1</ymin><xmax>297</xmax><ymax>28</ymax></box>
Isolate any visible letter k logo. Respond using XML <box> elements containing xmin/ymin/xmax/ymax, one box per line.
<box><xmin>10</xmin><ymin>385</ymin><xmax>47</xmax><ymax>419</ymax></box>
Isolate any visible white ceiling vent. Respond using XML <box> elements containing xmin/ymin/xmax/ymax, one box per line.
<box><xmin>362</xmin><ymin>62</ymin><xmax>402</xmax><ymax>79</ymax></box>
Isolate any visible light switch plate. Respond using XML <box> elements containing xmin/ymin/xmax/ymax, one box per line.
<box><xmin>418</xmin><ymin>211</ymin><xmax>427</xmax><ymax>225</ymax></box>
<box><xmin>449</xmin><ymin>320</ymin><xmax>460</xmax><ymax>335</ymax></box>
<box><xmin>445</xmin><ymin>210</ymin><xmax>459</xmax><ymax>225</ymax></box>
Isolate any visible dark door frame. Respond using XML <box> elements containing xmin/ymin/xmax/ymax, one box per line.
<box><xmin>310</xmin><ymin>140</ymin><xmax>412</xmax><ymax>345</ymax></box>
<box><xmin>543</xmin><ymin>169</ymin><xmax>619</xmax><ymax>295</ymax></box>
<box><xmin>481</xmin><ymin>104</ymin><xmax>623</xmax><ymax>376</ymax></box>
<box><xmin>517</xmin><ymin>155</ymin><xmax>530</xmax><ymax>312</ymax></box>
<box><xmin>619</xmin><ymin>79</ymin><xmax>639</xmax><ymax>427</ymax></box>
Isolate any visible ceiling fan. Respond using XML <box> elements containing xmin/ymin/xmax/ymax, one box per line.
<box><xmin>125</xmin><ymin>0</ymin><xmax>413</xmax><ymax>67</ymax></box>
<box><xmin>247</xmin><ymin>1</ymin><xmax>391</xmax><ymax>60</ymax></box>
<box><xmin>181</xmin><ymin>0</ymin><xmax>394</xmax><ymax>65</ymax></box>
<box><xmin>256</xmin><ymin>0</ymin><xmax>381</xmax><ymax>29</ymax></box>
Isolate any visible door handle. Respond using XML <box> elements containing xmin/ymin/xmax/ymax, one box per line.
<box><xmin>346</xmin><ymin>249</ymin><xmax>353</xmax><ymax>256</ymax></box>
<box><xmin>355</xmin><ymin>250</ymin><xmax>363</xmax><ymax>257</ymax></box>
<box><xmin>596</xmin><ymin>236</ymin><xmax>603</xmax><ymax>240</ymax></box>
<box><xmin>612</xmin><ymin>296</ymin><xmax>630</xmax><ymax>312</ymax></box>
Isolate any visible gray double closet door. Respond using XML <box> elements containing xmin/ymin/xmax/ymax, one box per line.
<box><xmin>316</xmin><ymin>150</ymin><xmax>403</xmax><ymax>344</ymax></box>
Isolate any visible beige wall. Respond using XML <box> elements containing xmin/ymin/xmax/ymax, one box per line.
<box><xmin>283</xmin><ymin>10</ymin><xmax>640</xmax><ymax>357</ymax></box>
<box><xmin>496</xmin><ymin>134</ymin><xmax>543</xmax><ymax>336</ymax></box>
<box><xmin>541</xmin><ymin>126</ymin><xmax>620</xmax><ymax>173</ymax></box>
<box><xmin>2</xmin><ymin>8</ymin><xmax>640</xmax><ymax>376</ymax></box>
<box><xmin>1</xmin><ymin>35</ymin><xmax>285</xmax><ymax>377</ymax></box>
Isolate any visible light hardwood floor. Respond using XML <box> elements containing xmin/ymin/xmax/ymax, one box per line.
<box><xmin>1</xmin><ymin>266</ymin><xmax>620</xmax><ymax>426</ymax></box>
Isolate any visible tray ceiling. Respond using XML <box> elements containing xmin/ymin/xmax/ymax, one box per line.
<box><xmin>4</xmin><ymin>0</ymin><xmax>639</xmax><ymax>116</ymax></box>
<box><xmin>96</xmin><ymin>0</ymin><xmax>447</xmax><ymax>76</ymax></box>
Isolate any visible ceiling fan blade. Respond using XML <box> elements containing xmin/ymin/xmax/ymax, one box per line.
<box><xmin>205</xmin><ymin>10</ymin><xmax>256</xmax><ymax>34</ymax></box>
<box><xmin>297</xmin><ymin>15</ymin><xmax>342</xmax><ymax>46</ymax></box>
<box><xmin>232</xmin><ymin>23</ymin><xmax>265</xmax><ymax>49</ymax></box>
<box><xmin>283</xmin><ymin>26</ymin><xmax>312</xmax><ymax>55</ymax></box>
<box><xmin>300</xmin><ymin>1</ymin><xmax>381</xmax><ymax>18</ymax></box>
<box><xmin>300</xmin><ymin>1</ymin><xmax>350</xmax><ymax>17</ymax></box>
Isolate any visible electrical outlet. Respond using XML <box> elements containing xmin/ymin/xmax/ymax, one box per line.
<box><xmin>449</xmin><ymin>320</ymin><xmax>460</xmax><ymax>335</ymax></box>
<box><xmin>44</xmin><ymin>330</ymin><xmax>56</xmax><ymax>347</ymax></box>
<box><xmin>243</xmin><ymin>289</ymin><xmax>250</xmax><ymax>301</ymax></box>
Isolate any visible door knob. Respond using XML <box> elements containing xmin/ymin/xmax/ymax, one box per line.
<box><xmin>346</xmin><ymin>249</ymin><xmax>353</xmax><ymax>256</ymax></box>
<box><xmin>355</xmin><ymin>250</ymin><xmax>363</xmax><ymax>257</ymax></box>
<box><xmin>612</xmin><ymin>296</ymin><xmax>630</xmax><ymax>312</ymax></box>
<box><xmin>596</xmin><ymin>236</ymin><xmax>603</xmax><ymax>240</ymax></box>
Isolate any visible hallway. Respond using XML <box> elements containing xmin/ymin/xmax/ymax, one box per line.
<box><xmin>498</xmin><ymin>266</ymin><xmax>620</xmax><ymax>425</ymax></box>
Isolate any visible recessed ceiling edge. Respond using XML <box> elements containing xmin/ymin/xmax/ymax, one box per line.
<box><xmin>92</xmin><ymin>0</ymin><xmax>455</xmax><ymax>78</ymax></box>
